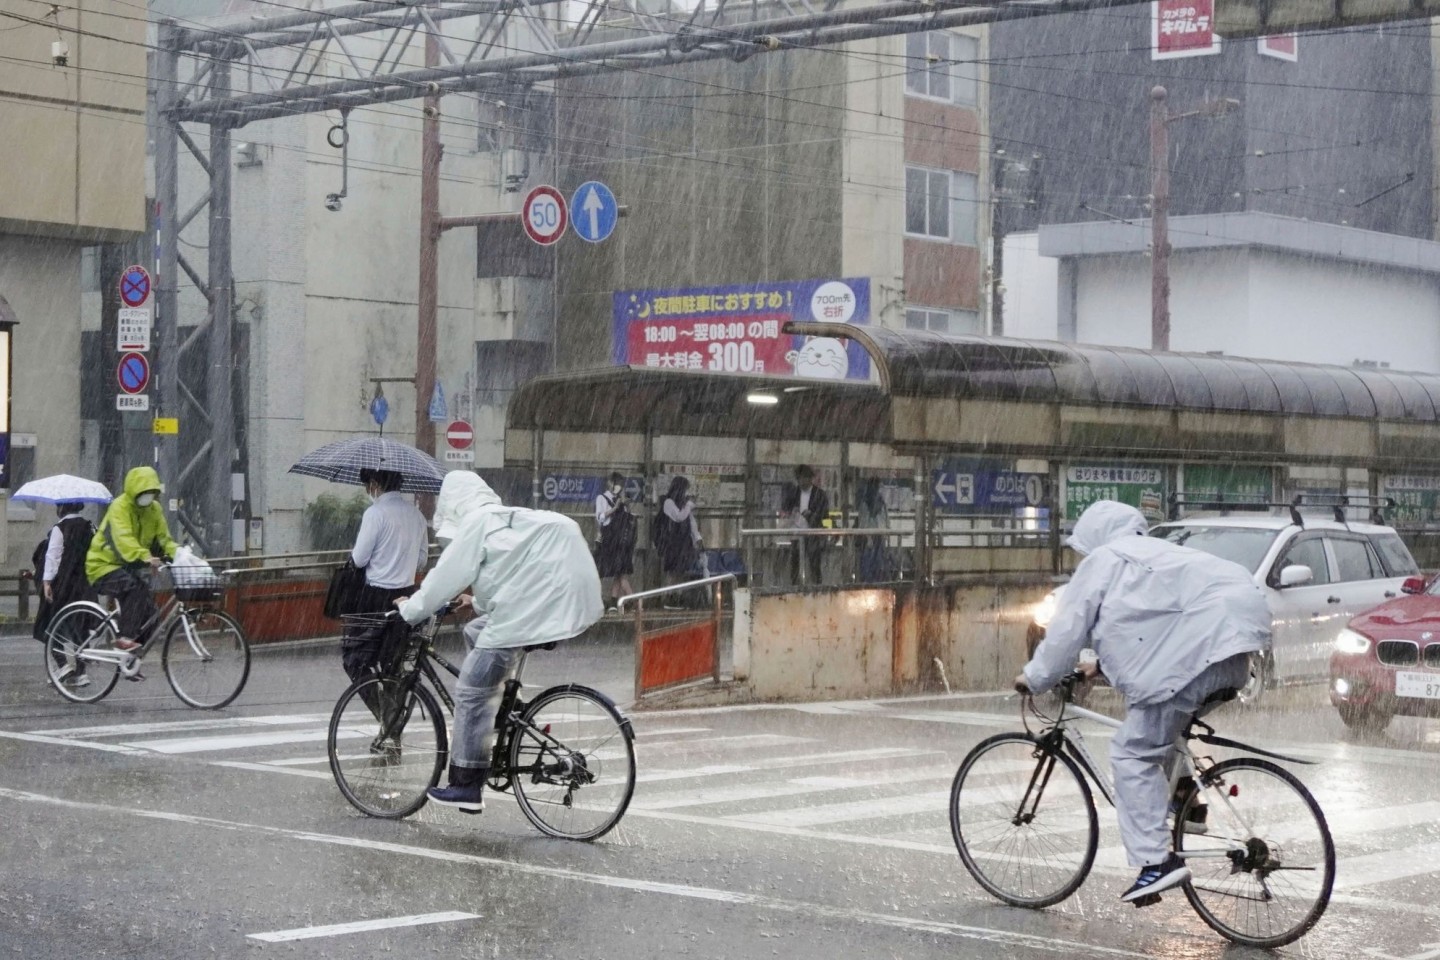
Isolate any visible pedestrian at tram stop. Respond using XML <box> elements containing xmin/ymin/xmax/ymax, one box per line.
<box><xmin>782</xmin><ymin>464</ymin><xmax>830</xmax><ymax>585</ymax></box>
<box><xmin>85</xmin><ymin>466</ymin><xmax>178</xmax><ymax>669</ymax></box>
<box><xmin>342</xmin><ymin>469</ymin><xmax>429</xmax><ymax>698</ymax></box>
<box><xmin>653</xmin><ymin>475</ymin><xmax>703</xmax><ymax>608</ymax></box>
<box><xmin>594</xmin><ymin>472</ymin><xmax>637</xmax><ymax>612</ymax></box>
<box><xmin>33</xmin><ymin>501</ymin><xmax>97</xmax><ymax>687</ymax></box>
<box><xmin>396</xmin><ymin>471</ymin><xmax>602</xmax><ymax>813</ymax></box>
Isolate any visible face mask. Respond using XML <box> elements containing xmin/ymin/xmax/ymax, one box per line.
<box><xmin>136</xmin><ymin>493</ymin><xmax>156</xmax><ymax>508</ymax></box>
<box><xmin>612</xmin><ymin>484</ymin><xmax>623</xmax><ymax>494</ymax></box>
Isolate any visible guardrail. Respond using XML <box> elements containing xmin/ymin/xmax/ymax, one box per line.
<box><xmin>739</xmin><ymin>527</ymin><xmax>914</xmax><ymax>591</ymax></box>
<box><xmin>618</xmin><ymin>574</ymin><xmax>735</xmax><ymax>700</ymax></box>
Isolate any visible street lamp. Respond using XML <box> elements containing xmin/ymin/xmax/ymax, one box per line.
<box><xmin>1149</xmin><ymin>86</ymin><xmax>1241</xmax><ymax>351</ymax></box>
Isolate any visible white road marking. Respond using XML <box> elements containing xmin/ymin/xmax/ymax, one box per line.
<box><xmin>733</xmin><ymin>789</ymin><xmax>954</xmax><ymax>827</ymax></box>
<box><xmin>31</xmin><ymin>714</ymin><xmax>332</xmax><ymax>737</ymax></box>
<box><xmin>247</xmin><ymin>911</ymin><xmax>479</xmax><ymax>942</ymax></box>
<box><xmin>636</xmin><ymin>765</ymin><xmax>957</xmax><ymax>811</ymax></box>
<box><xmin>637</xmin><ymin>746</ymin><xmax>939</xmax><ymax>783</ymax></box>
<box><xmin>125</xmin><ymin>728</ymin><xmax>362</xmax><ymax>754</ymax></box>
<box><xmin>0</xmin><ymin>787</ymin><xmax>1150</xmax><ymax>959</ymax></box>
<box><xmin>0</xmin><ymin>729</ymin><xmax>150</xmax><ymax>755</ymax></box>
<box><xmin>1337</xmin><ymin>840</ymin><xmax>1440</xmax><ymax>890</ymax></box>
<box><xmin>211</xmin><ymin>761</ymin><xmax>334</xmax><ymax>781</ymax></box>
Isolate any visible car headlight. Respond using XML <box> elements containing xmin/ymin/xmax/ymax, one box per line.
<box><xmin>1334</xmin><ymin>628</ymin><xmax>1372</xmax><ymax>655</ymax></box>
<box><xmin>1032</xmin><ymin>591</ymin><xmax>1059</xmax><ymax>629</ymax></box>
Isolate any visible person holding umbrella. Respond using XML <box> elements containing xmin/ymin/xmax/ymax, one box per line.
<box><xmin>85</xmin><ymin>466</ymin><xmax>177</xmax><ymax>658</ymax></box>
<box><xmin>343</xmin><ymin>468</ymin><xmax>429</xmax><ymax>694</ymax></box>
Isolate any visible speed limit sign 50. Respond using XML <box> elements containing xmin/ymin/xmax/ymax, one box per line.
<box><xmin>522</xmin><ymin>185</ymin><xmax>568</xmax><ymax>246</ymax></box>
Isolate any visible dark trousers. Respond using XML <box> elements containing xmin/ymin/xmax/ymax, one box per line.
<box><xmin>789</xmin><ymin>540</ymin><xmax>824</xmax><ymax>586</ymax></box>
<box><xmin>341</xmin><ymin>584</ymin><xmax>413</xmax><ymax>717</ymax></box>
<box><xmin>93</xmin><ymin>569</ymin><xmax>159</xmax><ymax>644</ymax></box>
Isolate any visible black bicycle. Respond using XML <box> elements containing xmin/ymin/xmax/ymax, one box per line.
<box><xmin>326</xmin><ymin>608</ymin><xmax>636</xmax><ymax>840</ymax></box>
<box><xmin>950</xmin><ymin>671</ymin><xmax>1335</xmax><ymax>948</ymax></box>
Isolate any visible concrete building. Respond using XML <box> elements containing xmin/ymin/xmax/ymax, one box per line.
<box><xmin>0</xmin><ymin>2</ymin><xmax>147</xmax><ymax>569</ymax></box>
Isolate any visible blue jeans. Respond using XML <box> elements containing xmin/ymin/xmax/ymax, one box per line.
<box><xmin>451</xmin><ymin>627</ymin><xmax>522</xmax><ymax>770</ymax></box>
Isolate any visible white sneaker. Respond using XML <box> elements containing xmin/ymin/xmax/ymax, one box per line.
<box><xmin>56</xmin><ymin>665</ymin><xmax>91</xmax><ymax>688</ymax></box>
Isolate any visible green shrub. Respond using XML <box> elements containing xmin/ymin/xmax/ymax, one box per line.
<box><xmin>303</xmin><ymin>492</ymin><xmax>370</xmax><ymax>551</ymax></box>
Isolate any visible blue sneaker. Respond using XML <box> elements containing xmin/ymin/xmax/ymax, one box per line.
<box><xmin>1120</xmin><ymin>854</ymin><xmax>1190</xmax><ymax>902</ymax></box>
<box><xmin>427</xmin><ymin>783</ymin><xmax>484</xmax><ymax>813</ymax></box>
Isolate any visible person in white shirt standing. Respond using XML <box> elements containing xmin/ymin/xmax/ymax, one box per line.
<box><xmin>593</xmin><ymin>472</ymin><xmax>637</xmax><ymax>612</ymax></box>
<box><xmin>342</xmin><ymin>469</ymin><xmax>429</xmax><ymax>702</ymax></box>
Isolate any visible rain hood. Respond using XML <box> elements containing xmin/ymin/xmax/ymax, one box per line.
<box><xmin>1026</xmin><ymin>500</ymin><xmax>1271</xmax><ymax>706</ymax></box>
<box><xmin>398</xmin><ymin>473</ymin><xmax>602</xmax><ymax>648</ymax></box>
<box><xmin>86</xmin><ymin>466</ymin><xmax>177</xmax><ymax>583</ymax></box>
<box><xmin>1066</xmin><ymin>500</ymin><xmax>1146</xmax><ymax>556</ymax></box>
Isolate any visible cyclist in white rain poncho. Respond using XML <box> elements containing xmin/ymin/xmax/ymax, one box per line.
<box><xmin>1016</xmin><ymin>500</ymin><xmax>1272</xmax><ymax>903</ymax></box>
<box><xmin>397</xmin><ymin>471</ymin><xmax>603</xmax><ymax>812</ymax></box>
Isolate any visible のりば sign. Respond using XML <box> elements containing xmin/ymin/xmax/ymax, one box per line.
<box><xmin>611</xmin><ymin>277</ymin><xmax>872</xmax><ymax>381</ymax></box>
<box><xmin>1152</xmin><ymin>0</ymin><xmax>1221</xmax><ymax>59</ymax></box>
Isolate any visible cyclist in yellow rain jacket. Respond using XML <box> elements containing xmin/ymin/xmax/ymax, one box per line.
<box><xmin>86</xmin><ymin>466</ymin><xmax>177</xmax><ymax>654</ymax></box>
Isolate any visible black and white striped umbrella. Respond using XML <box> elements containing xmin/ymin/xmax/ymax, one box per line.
<box><xmin>288</xmin><ymin>437</ymin><xmax>446</xmax><ymax>494</ymax></box>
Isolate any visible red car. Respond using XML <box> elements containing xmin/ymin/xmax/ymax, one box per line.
<box><xmin>1330</xmin><ymin>575</ymin><xmax>1440</xmax><ymax>733</ymax></box>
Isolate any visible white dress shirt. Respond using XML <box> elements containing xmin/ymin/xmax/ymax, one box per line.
<box><xmin>351</xmin><ymin>491</ymin><xmax>429</xmax><ymax>589</ymax></box>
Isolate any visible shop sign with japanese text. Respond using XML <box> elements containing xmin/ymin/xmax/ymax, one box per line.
<box><xmin>611</xmin><ymin>278</ymin><xmax>871</xmax><ymax>381</ymax></box>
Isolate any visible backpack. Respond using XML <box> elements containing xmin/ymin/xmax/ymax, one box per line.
<box><xmin>607</xmin><ymin>500</ymin><xmax>638</xmax><ymax>553</ymax></box>
<box><xmin>651</xmin><ymin>508</ymin><xmax>673</xmax><ymax>549</ymax></box>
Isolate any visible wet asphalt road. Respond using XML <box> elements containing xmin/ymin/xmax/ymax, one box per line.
<box><xmin>3</xmin><ymin>632</ymin><xmax>1440</xmax><ymax>960</ymax></box>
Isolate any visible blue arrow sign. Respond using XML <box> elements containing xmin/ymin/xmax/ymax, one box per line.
<box><xmin>428</xmin><ymin>382</ymin><xmax>448</xmax><ymax>423</ymax></box>
<box><xmin>571</xmin><ymin>181</ymin><xmax>618</xmax><ymax>243</ymax></box>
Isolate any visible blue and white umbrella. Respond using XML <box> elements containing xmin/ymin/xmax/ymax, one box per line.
<box><xmin>11</xmin><ymin>474</ymin><xmax>114</xmax><ymax>505</ymax></box>
<box><xmin>288</xmin><ymin>437</ymin><xmax>446</xmax><ymax>494</ymax></box>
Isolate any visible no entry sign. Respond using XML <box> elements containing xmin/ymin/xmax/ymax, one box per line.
<box><xmin>117</xmin><ymin>351</ymin><xmax>150</xmax><ymax>394</ymax></box>
<box><xmin>522</xmin><ymin>185</ymin><xmax>567</xmax><ymax>246</ymax></box>
<box><xmin>445</xmin><ymin>420</ymin><xmax>474</xmax><ymax>450</ymax></box>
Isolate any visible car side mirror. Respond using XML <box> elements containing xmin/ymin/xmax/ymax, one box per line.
<box><xmin>1278</xmin><ymin>564</ymin><xmax>1314</xmax><ymax>588</ymax></box>
<box><xmin>1402</xmin><ymin>576</ymin><xmax>1427</xmax><ymax>595</ymax></box>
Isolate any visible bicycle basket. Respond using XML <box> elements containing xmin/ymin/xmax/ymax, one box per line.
<box><xmin>172</xmin><ymin>566</ymin><xmax>229</xmax><ymax>602</ymax></box>
<box><xmin>339</xmin><ymin>614</ymin><xmax>419</xmax><ymax>675</ymax></box>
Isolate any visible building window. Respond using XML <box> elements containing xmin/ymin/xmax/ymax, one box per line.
<box><xmin>905</xmin><ymin>32</ymin><xmax>979</xmax><ymax>106</ymax></box>
<box><xmin>905</xmin><ymin>306</ymin><xmax>982</xmax><ymax>335</ymax></box>
<box><xmin>905</xmin><ymin>167</ymin><xmax>979</xmax><ymax>245</ymax></box>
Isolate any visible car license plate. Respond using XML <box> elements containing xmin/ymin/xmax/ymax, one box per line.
<box><xmin>1395</xmin><ymin>671</ymin><xmax>1440</xmax><ymax>700</ymax></box>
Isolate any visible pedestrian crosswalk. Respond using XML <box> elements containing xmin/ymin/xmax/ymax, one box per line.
<box><xmin>5</xmin><ymin>704</ymin><xmax>1440</xmax><ymax>906</ymax></box>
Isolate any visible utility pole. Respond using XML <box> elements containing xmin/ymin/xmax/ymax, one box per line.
<box><xmin>1150</xmin><ymin>85</ymin><xmax>1170</xmax><ymax>352</ymax></box>
<box><xmin>416</xmin><ymin>28</ymin><xmax>441</xmax><ymax>457</ymax></box>
<box><xmin>990</xmin><ymin>150</ymin><xmax>1007</xmax><ymax>336</ymax></box>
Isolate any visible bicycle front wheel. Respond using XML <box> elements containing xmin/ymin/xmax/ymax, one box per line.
<box><xmin>1176</xmin><ymin>757</ymin><xmax>1335</xmax><ymax>948</ymax></box>
<box><xmin>162</xmin><ymin>610</ymin><xmax>251</xmax><ymax>709</ymax></box>
<box><xmin>950</xmin><ymin>733</ymin><xmax>1099</xmax><ymax>908</ymax></box>
<box><xmin>509</xmin><ymin>684</ymin><xmax>635</xmax><ymax>840</ymax></box>
<box><xmin>43</xmin><ymin>603</ymin><xmax>121</xmax><ymax>704</ymax></box>
<box><xmin>329</xmin><ymin>675</ymin><xmax>447</xmax><ymax>819</ymax></box>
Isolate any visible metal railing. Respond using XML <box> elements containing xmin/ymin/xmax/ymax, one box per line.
<box><xmin>618</xmin><ymin>574</ymin><xmax>736</xmax><ymax>699</ymax></box>
<box><xmin>739</xmin><ymin>527</ymin><xmax>914</xmax><ymax>590</ymax></box>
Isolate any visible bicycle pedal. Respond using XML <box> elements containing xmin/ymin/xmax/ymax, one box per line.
<box><xmin>1131</xmin><ymin>893</ymin><xmax>1162</xmax><ymax>909</ymax></box>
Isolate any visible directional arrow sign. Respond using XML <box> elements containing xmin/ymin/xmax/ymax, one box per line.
<box><xmin>570</xmin><ymin>180</ymin><xmax>618</xmax><ymax>243</ymax></box>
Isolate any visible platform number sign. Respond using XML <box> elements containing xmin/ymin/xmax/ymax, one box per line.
<box><xmin>522</xmin><ymin>185</ymin><xmax>568</xmax><ymax>246</ymax></box>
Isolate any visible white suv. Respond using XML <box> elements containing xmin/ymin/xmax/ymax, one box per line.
<box><xmin>1028</xmin><ymin>513</ymin><xmax>1420</xmax><ymax>703</ymax></box>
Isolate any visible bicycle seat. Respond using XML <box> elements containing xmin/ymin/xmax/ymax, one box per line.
<box><xmin>523</xmin><ymin>641</ymin><xmax>558</xmax><ymax>652</ymax></box>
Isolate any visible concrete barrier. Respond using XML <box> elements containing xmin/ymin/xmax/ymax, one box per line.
<box><xmin>733</xmin><ymin>578</ymin><xmax>1055</xmax><ymax>701</ymax></box>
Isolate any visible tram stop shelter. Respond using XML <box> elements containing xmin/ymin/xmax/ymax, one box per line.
<box><xmin>505</xmin><ymin>323</ymin><xmax>1440</xmax><ymax>702</ymax></box>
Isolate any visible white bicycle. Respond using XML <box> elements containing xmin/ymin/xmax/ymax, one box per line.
<box><xmin>949</xmin><ymin>671</ymin><xmax>1335</xmax><ymax>948</ymax></box>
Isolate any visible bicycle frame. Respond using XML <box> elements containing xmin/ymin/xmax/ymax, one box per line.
<box><xmin>1032</xmin><ymin>690</ymin><xmax>1313</xmax><ymax>866</ymax></box>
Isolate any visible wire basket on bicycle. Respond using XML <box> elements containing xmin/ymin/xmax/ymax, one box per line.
<box><xmin>341</xmin><ymin>612</ymin><xmax>422</xmax><ymax>676</ymax></box>
<box><xmin>170</xmin><ymin>565</ymin><xmax>232</xmax><ymax>603</ymax></box>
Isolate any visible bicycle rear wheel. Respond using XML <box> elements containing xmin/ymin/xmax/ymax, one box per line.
<box><xmin>43</xmin><ymin>603</ymin><xmax>121</xmax><ymax>704</ymax></box>
<box><xmin>328</xmin><ymin>676</ymin><xmax>447</xmax><ymax>819</ymax></box>
<box><xmin>162</xmin><ymin>610</ymin><xmax>251</xmax><ymax>709</ymax></box>
<box><xmin>950</xmin><ymin>732</ymin><xmax>1099</xmax><ymax>908</ymax></box>
<box><xmin>509</xmin><ymin>684</ymin><xmax>635</xmax><ymax>840</ymax></box>
<box><xmin>1175</xmin><ymin>757</ymin><xmax>1334</xmax><ymax>948</ymax></box>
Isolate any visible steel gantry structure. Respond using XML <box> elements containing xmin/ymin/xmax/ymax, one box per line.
<box><xmin>159</xmin><ymin>0</ymin><xmax>1345</xmax><ymax>546</ymax></box>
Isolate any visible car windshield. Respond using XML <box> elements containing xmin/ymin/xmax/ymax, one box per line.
<box><xmin>1150</xmin><ymin>525</ymin><xmax>1280</xmax><ymax>574</ymax></box>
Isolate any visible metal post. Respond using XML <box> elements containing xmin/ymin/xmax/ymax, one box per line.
<box><xmin>208</xmin><ymin>61</ymin><xmax>235</xmax><ymax>550</ymax></box>
<box><xmin>1150</xmin><ymin>85</ymin><xmax>1170</xmax><ymax>352</ymax></box>
<box><xmin>416</xmin><ymin>29</ymin><xmax>441</xmax><ymax>457</ymax></box>
<box><xmin>155</xmin><ymin>20</ymin><xmax>181</xmax><ymax>492</ymax></box>
<box><xmin>991</xmin><ymin>151</ymin><xmax>1006</xmax><ymax>336</ymax></box>
<box><xmin>711</xmin><ymin>578</ymin><xmax>722</xmax><ymax>682</ymax></box>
